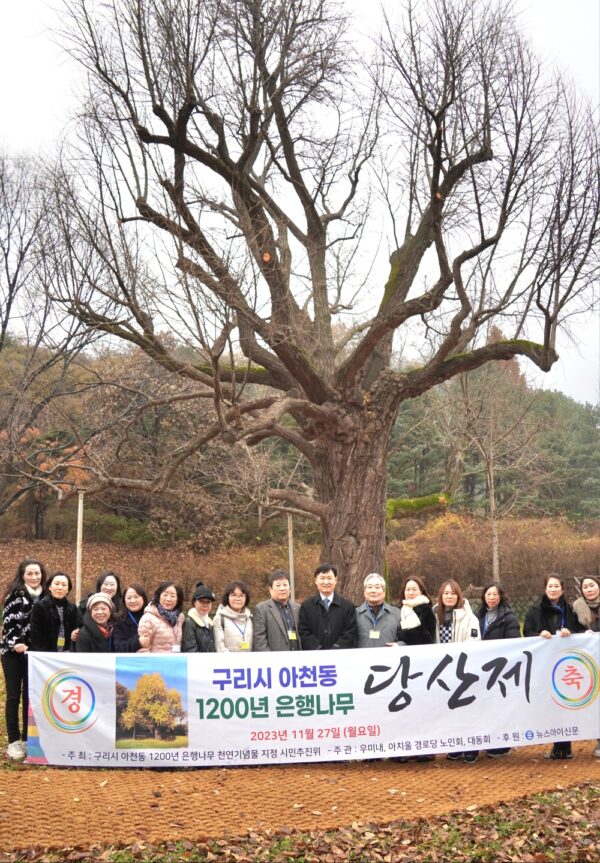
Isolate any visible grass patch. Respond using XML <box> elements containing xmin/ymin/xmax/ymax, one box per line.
<box><xmin>115</xmin><ymin>735</ymin><xmax>188</xmax><ymax>749</ymax></box>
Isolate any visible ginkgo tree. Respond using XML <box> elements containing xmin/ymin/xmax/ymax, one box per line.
<box><xmin>120</xmin><ymin>672</ymin><xmax>185</xmax><ymax>741</ymax></box>
<box><xmin>50</xmin><ymin>0</ymin><xmax>599</xmax><ymax>597</ymax></box>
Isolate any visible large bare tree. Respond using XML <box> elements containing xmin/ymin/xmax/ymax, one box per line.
<box><xmin>0</xmin><ymin>153</ymin><xmax>98</xmax><ymax>522</ymax></box>
<box><xmin>52</xmin><ymin>0</ymin><xmax>599</xmax><ymax>596</ymax></box>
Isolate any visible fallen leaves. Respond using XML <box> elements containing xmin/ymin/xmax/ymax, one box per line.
<box><xmin>0</xmin><ymin>772</ymin><xmax>598</xmax><ymax>863</ymax></box>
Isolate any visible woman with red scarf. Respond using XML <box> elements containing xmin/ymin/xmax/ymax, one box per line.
<box><xmin>75</xmin><ymin>593</ymin><xmax>115</xmax><ymax>652</ymax></box>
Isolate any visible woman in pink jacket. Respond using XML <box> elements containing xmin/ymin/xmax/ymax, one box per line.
<box><xmin>137</xmin><ymin>581</ymin><xmax>185</xmax><ymax>653</ymax></box>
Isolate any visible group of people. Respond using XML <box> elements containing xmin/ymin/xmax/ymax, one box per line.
<box><xmin>1</xmin><ymin>558</ymin><xmax>599</xmax><ymax>764</ymax></box>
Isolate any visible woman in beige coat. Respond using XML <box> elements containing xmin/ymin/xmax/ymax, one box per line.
<box><xmin>138</xmin><ymin>581</ymin><xmax>185</xmax><ymax>653</ymax></box>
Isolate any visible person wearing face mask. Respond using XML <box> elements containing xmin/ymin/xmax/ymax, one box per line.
<box><xmin>524</xmin><ymin>573</ymin><xmax>583</xmax><ymax>759</ymax></box>
<box><xmin>1</xmin><ymin>558</ymin><xmax>47</xmax><ymax>761</ymax></box>
<box><xmin>75</xmin><ymin>593</ymin><xmax>115</xmax><ymax>652</ymax></box>
<box><xmin>214</xmin><ymin>581</ymin><xmax>253</xmax><ymax>652</ymax></box>
<box><xmin>137</xmin><ymin>582</ymin><xmax>185</xmax><ymax>653</ymax></box>
<box><xmin>30</xmin><ymin>571</ymin><xmax>82</xmax><ymax>654</ymax></box>
<box><xmin>572</xmin><ymin>574</ymin><xmax>600</xmax><ymax>758</ymax></box>
<box><xmin>113</xmin><ymin>584</ymin><xmax>148</xmax><ymax>652</ymax></box>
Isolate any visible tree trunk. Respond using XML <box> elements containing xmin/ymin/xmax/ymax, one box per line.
<box><xmin>313</xmin><ymin>402</ymin><xmax>397</xmax><ymax>603</ymax></box>
<box><xmin>34</xmin><ymin>502</ymin><xmax>46</xmax><ymax>539</ymax></box>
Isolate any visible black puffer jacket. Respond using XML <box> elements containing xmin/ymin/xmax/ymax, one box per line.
<box><xmin>182</xmin><ymin>611</ymin><xmax>216</xmax><ymax>653</ymax></box>
<box><xmin>75</xmin><ymin>611</ymin><xmax>114</xmax><ymax>653</ymax></box>
<box><xmin>476</xmin><ymin>602</ymin><xmax>521</xmax><ymax>640</ymax></box>
<box><xmin>29</xmin><ymin>595</ymin><xmax>82</xmax><ymax>652</ymax></box>
<box><xmin>523</xmin><ymin>595</ymin><xmax>582</xmax><ymax>637</ymax></box>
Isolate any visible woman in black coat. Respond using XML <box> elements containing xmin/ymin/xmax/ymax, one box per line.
<box><xmin>397</xmin><ymin>576</ymin><xmax>437</xmax><ymax>645</ymax></box>
<box><xmin>30</xmin><ymin>572</ymin><xmax>81</xmax><ymax>653</ymax></box>
<box><xmin>477</xmin><ymin>582</ymin><xmax>521</xmax><ymax>641</ymax></box>
<box><xmin>75</xmin><ymin>593</ymin><xmax>115</xmax><ymax>653</ymax></box>
<box><xmin>476</xmin><ymin>582</ymin><xmax>521</xmax><ymax>757</ymax></box>
<box><xmin>524</xmin><ymin>573</ymin><xmax>583</xmax><ymax>760</ymax></box>
<box><xmin>182</xmin><ymin>582</ymin><xmax>217</xmax><ymax>653</ymax></box>
<box><xmin>113</xmin><ymin>584</ymin><xmax>148</xmax><ymax>652</ymax></box>
<box><xmin>396</xmin><ymin>576</ymin><xmax>437</xmax><ymax>763</ymax></box>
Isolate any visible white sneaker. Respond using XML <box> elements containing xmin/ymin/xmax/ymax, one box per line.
<box><xmin>18</xmin><ymin>741</ymin><xmax>27</xmax><ymax>758</ymax></box>
<box><xmin>7</xmin><ymin>741</ymin><xmax>25</xmax><ymax>761</ymax></box>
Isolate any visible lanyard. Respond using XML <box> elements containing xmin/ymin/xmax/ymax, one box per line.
<box><xmin>366</xmin><ymin>605</ymin><xmax>383</xmax><ymax>628</ymax></box>
<box><xmin>127</xmin><ymin>611</ymin><xmax>139</xmax><ymax>627</ymax></box>
<box><xmin>229</xmin><ymin>617</ymin><xmax>248</xmax><ymax>639</ymax></box>
<box><xmin>279</xmin><ymin>603</ymin><xmax>294</xmax><ymax>631</ymax></box>
<box><xmin>482</xmin><ymin>612</ymin><xmax>495</xmax><ymax>637</ymax></box>
<box><xmin>550</xmin><ymin>602</ymin><xmax>565</xmax><ymax>629</ymax></box>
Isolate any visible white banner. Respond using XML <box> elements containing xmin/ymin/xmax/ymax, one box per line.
<box><xmin>27</xmin><ymin>634</ymin><xmax>600</xmax><ymax>768</ymax></box>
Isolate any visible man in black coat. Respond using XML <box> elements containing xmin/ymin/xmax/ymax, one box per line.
<box><xmin>298</xmin><ymin>564</ymin><xmax>357</xmax><ymax>650</ymax></box>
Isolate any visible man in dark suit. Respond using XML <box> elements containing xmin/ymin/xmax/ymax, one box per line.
<box><xmin>298</xmin><ymin>563</ymin><xmax>357</xmax><ymax>650</ymax></box>
<box><xmin>252</xmin><ymin>571</ymin><xmax>301</xmax><ymax>651</ymax></box>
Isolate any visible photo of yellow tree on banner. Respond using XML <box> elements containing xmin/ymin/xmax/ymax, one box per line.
<box><xmin>115</xmin><ymin>658</ymin><xmax>188</xmax><ymax>749</ymax></box>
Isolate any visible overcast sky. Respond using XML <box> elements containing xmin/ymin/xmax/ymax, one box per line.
<box><xmin>1</xmin><ymin>0</ymin><xmax>598</xmax><ymax>405</ymax></box>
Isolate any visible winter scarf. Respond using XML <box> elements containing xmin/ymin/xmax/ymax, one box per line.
<box><xmin>400</xmin><ymin>593</ymin><xmax>431</xmax><ymax>630</ymax></box>
<box><xmin>157</xmin><ymin>603</ymin><xmax>180</xmax><ymax>627</ymax></box>
<box><xmin>573</xmin><ymin>596</ymin><xmax>600</xmax><ymax>631</ymax></box>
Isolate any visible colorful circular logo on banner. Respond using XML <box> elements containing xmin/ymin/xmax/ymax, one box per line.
<box><xmin>551</xmin><ymin>650</ymin><xmax>600</xmax><ymax>709</ymax></box>
<box><xmin>42</xmin><ymin>669</ymin><xmax>97</xmax><ymax>733</ymax></box>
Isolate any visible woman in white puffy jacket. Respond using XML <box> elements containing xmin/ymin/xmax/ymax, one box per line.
<box><xmin>434</xmin><ymin>579</ymin><xmax>481</xmax><ymax>644</ymax></box>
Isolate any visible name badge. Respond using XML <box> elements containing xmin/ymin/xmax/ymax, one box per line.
<box><xmin>240</xmin><ymin>641</ymin><xmax>250</xmax><ymax>650</ymax></box>
<box><xmin>57</xmin><ymin>636</ymin><xmax>65</xmax><ymax>649</ymax></box>
<box><xmin>369</xmin><ymin>630</ymin><xmax>381</xmax><ymax>639</ymax></box>
<box><xmin>288</xmin><ymin>630</ymin><xmax>298</xmax><ymax>640</ymax></box>
<box><xmin>171</xmin><ymin>644</ymin><xmax>181</xmax><ymax>653</ymax></box>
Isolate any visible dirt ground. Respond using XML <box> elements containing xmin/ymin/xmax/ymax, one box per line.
<box><xmin>1</xmin><ymin>742</ymin><xmax>599</xmax><ymax>853</ymax></box>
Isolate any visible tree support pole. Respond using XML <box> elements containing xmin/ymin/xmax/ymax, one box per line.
<box><xmin>287</xmin><ymin>511</ymin><xmax>295</xmax><ymax>603</ymax></box>
<box><xmin>75</xmin><ymin>490</ymin><xmax>84</xmax><ymax>605</ymax></box>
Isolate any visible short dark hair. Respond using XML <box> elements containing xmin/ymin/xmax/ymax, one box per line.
<box><xmin>268</xmin><ymin>570</ymin><xmax>290</xmax><ymax>587</ymax></box>
<box><xmin>315</xmin><ymin>563</ymin><xmax>337</xmax><ymax>578</ymax></box>
<box><xmin>48</xmin><ymin>571</ymin><xmax>73</xmax><ymax>592</ymax></box>
<box><xmin>3</xmin><ymin>558</ymin><xmax>48</xmax><ymax>602</ymax></box>
<box><xmin>222</xmin><ymin>580</ymin><xmax>251</xmax><ymax>608</ymax></box>
<box><xmin>152</xmin><ymin>581</ymin><xmax>184</xmax><ymax>612</ymax></box>
<box><xmin>480</xmin><ymin>582</ymin><xmax>508</xmax><ymax>606</ymax></box>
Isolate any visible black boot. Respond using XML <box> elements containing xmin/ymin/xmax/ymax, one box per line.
<box><xmin>561</xmin><ymin>741</ymin><xmax>573</xmax><ymax>760</ymax></box>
